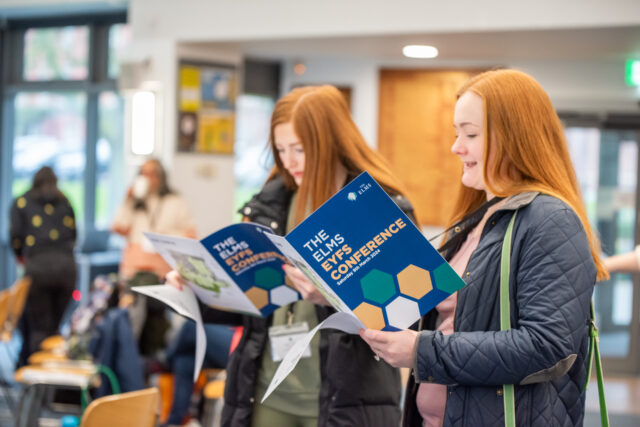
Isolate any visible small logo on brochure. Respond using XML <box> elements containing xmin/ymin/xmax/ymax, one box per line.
<box><xmin>347</xmin><ymin>192</ymin><xmax>357</xmax><ymax>201</ymax></box>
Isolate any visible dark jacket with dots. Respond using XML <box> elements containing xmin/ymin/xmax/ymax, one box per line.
<box><xmin>10</xmin><ymin>190</ymin><xmax>76</xmax><ymax>261</ymax></box>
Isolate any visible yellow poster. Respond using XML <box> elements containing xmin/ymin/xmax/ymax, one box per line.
<box><xmin>179</xmin><ymin>66</ymin><xmax>201</xmax><ymax>112</ymax></box>
<box><xmin>198</xmin><ymin>113</ymin><xmax>234</xmax><ymax>154</ymax></box>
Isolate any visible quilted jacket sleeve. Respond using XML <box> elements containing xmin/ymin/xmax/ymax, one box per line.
<box><xmin>414</xmin><ymin>206</ymin><xmax>596</xmax><ymax>386</ymax></box>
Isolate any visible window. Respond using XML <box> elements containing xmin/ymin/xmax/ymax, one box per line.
<box><xmin>0</xmin><ymin>13</ymin><xmax>129</xmax><ymax>287</ymax></box>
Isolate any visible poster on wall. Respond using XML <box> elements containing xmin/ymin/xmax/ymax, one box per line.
<box><xmin>177</xmin><ymin>61</ymin><xmax>237</xmax><ymax>154</ymax></box>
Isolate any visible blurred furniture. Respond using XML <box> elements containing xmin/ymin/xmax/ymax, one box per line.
<box><xmin>80</xmin><ymin>387</ymin><xmax>159</xmax><ymax>427</ymax></box>
<box><xmin>0</xmin><ymin>277</ymin><xmax>32</xmax><ymax>414</ymax></box>
<box><xmin>1</xmin><ymin>277</ymin><xmax>31</xmax><ymax>341</ymax></box>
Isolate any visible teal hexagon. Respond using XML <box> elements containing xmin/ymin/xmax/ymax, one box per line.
<box><xmin>432</xmin><ymin>262</ymin><xmax>466</xmax><ymax>293</ymax></box>
<box><xmin>254</xmin><ymin>266</ymin><xmax>283</xmax><ymax>290</ymax></box>
<box><xmin>360</xmin><ymin>269</ymin><xmax>396</xmax><ymax>305</ymax></box>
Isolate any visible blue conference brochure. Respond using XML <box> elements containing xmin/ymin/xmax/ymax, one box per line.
<box><xmin>267</xmin><ymin>171</ymin><xmax>466</xmax><ymax>331</ymax></box>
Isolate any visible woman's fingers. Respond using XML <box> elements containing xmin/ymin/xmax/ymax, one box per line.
<box><xmin>165</xmin><ymin>270</ymin><xmax>186</xmax><ymax>290</ymax></box>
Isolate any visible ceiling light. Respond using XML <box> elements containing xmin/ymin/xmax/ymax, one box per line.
<box><xmin>402</xmin><ymin>45</ymin><xmax>439</xmax><ymax>59</ymax></box>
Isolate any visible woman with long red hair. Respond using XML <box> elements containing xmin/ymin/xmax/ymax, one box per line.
<box><xmin>360</xmin><ymin>69</ymin><xmax>606</xmax><ymax>426</ymax></box>
<box><xmin>168</xmin><ymin>85</ymin><xmax>416</xmax><ymax>427</ymax></box>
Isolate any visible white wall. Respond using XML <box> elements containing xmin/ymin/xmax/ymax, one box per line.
<box><xmin>281</xmin><ymin>57</ymin><xmax>380</xmax><ymax>147</ymax></box>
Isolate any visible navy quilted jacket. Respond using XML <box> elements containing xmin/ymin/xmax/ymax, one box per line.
<box><xmin>403</xmin><ymin>193</ymin><xmax>597</xmax><ymax>427</ymax></box>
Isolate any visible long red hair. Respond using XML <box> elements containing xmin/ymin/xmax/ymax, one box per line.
<box><xmin>447</xmin><ymin>69</ymin><xmax>608</xmax><ymax>280</ymax></box>
<box><xmin>267</xmin><ymin>85</ymin><xmax>410</xmax><ymax>225</ymax></box>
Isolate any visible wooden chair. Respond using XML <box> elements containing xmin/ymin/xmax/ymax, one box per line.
<box><xmin>81</xmin><ymin>387</ymin><xmax>159</xmax><ymax>427</ymax></box>
<box><xmin>2</xmin><ymin>277</ymin><xmax>31</xmax><ymax>341</ymax></box>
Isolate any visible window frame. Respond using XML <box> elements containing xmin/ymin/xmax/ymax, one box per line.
<box><xmin>0</xmin><ymin>12</ymin><xmax>127</xmax><ymax>288</ymax></box>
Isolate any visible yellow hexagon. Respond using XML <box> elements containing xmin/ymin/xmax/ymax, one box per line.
<box><xmin>245</xmin><ymin>286</ymin><xmax>269</xmax><ymax>309</ymax></box>
<box><xmin>353</xmin><ymin>302</ymin><xmax>385</xmax><ymax>330</ymax></box>
<box><xmin>397</xmin><ymin>264</ymin><xmax>432</xmax><ymax>299</ymax></box>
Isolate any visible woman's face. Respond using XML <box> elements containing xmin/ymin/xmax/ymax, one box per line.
<box><xmin>274</xmin><ymin>122</ymin><xmax>305</xmax><ymax>186</ymax></box>
<box><xmin>451</xmin><ymin>91</ymin><xmax>487</xmax><ymax>193</ymax></box>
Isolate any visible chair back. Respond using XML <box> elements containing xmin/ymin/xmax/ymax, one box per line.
<box><xmin>2</xmin><ymin>277</ymin><xmax>31</xmax><ymax>341</ymax></box>
<box><xmin>81</xmin><ymin>387</ymin><xmax>159</xmax><ymax>427</ymax></box>
<box><xmin>0</xmin><ymin>289</ymin><xmax>10</xmax><ymax>333</ymax></box>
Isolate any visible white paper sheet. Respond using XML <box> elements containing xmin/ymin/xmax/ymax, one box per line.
<box><xmin>261</xmin><ymin>312</ymin><xmax>365</xmax><ymax>403</ymax></box>
<box><xmin>132</xmin><ymin>285</ymin><xmax>205</xmax><ymax>382</ymax></box>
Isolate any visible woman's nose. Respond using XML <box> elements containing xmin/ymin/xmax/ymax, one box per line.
<box><xmin>451</xmin><ymin>138</ymin><xmax>464</xmax><ymax>155</ymax></box>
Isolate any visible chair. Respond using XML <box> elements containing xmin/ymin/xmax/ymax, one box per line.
<box><xmin>81</xmin><ymin>387</ymin><xmax>159</xmax><ymax>427</ymax></box>
<box><xmin>2</xmin><ymin>277</ymin><xmax>31</xmax><ymax>342</ymax></box>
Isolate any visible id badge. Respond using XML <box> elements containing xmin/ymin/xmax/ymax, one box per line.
<box><xmin>268</xmin><ymin>322</ymin><xmax>311</xmax><ymax>362</ymax></box>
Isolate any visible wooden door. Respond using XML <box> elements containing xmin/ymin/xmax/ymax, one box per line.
<box><xmin>378</xmin><ymin>69</ymin><xmax>480</xmax><ymax>226</ymax></box>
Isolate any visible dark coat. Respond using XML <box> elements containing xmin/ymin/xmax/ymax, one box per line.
<box><xmin>403</xmin><ymin>193</ymin><xmax>597</xmax><ymax>427</ymax></box>
<box><xmin>9</xmin><ymin>190</ymin><xmax>77</xmax><ymax>286</ymax></box>
<box><xmin>206</xmin><ymin>175</ymin><xmax>416</xmax><ymax>427</ymax></box>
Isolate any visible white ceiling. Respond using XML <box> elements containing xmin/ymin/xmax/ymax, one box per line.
<box><xmin>188</xmin><ymin>25</ymin><xmax>640</xmax><ymax>64</ymax></box>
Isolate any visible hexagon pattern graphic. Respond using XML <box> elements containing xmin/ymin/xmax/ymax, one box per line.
<box><xmin>245</xmin><ymin>287</ymin><xmax>269</xmax><ymax>309</ymax></box>
<box><xmin>386</xmin><ymin>296</ymin><xmax>421</xmax><ymax>329</ymax></box>
<box><xmin>432</xmin><ymin>262</ymin><xmax>465</xmax><ymax>293</ymax></box>
<box><xmin>270</xmin><ymin>285</ymin><xmax>299</xmax><ymax>306</ymax></box>
<box><xmin>254</xmin><ymin>266</ymin><xmax>283</xmax><ymax>290</ymax></box>
<box><xmin>397</xmin><ymin>264</ymin><xmax>432</xmax><ymax>299</ymax></box>
<box><xmin>353</xmin><ymin>302</ymin><xmax>385</xmax><ymax>330</ymax></box>
<box><xmin>360</xmin><ymin>269</ymin><xmax>396</xmax><ymax>304</ymax></box>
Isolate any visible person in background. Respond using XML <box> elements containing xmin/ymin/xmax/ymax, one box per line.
<box><xmin>10</xmin><ymin>166</ymin><xmax>77</xmax><ymax>365</ymax></box>
<box><xmin>359</xmin><ymin>69</ymin><xmax>608</xmax><ymax>426</ymax></box>
<box><xmin>163</xmin><ymin>321</ymin><xmax>235</xmax><ymax>426</ymax></box>
<box><xmin>112</xmin><ymin>158</ymin><xmax>196</xmax><ymax>355</ymax></box>
<box><xmin>167</xmin><ymin>85</ymin><xmax>416</xmax><ymax>427</ymax></box>
<box><xmin>603</xmin><ymin>246</ymin><xmax>640</xmax><ymax>273</ymax></box>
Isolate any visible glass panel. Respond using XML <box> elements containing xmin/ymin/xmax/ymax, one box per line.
<box><xmin>24</xmin><ymin>26</ymin><xmax>89</xmax><ymax>81</ymax></box>
<box><xmin>108</xmin><ymin>23</ymin><xmax>132</xmax><ymax>79</ymax></box>
<box><xmin>566</xmin><ymin>127</ymin><xmax>638</xmax><ymax>358</ymax></box>
<box><xmin>12</xmin><ymin>92</ymin><xmax>87</xmax><ymax>227</ymax></box>
<box><xmin>233</xmin><ymin>94</ymin><xmax>275</xmax><ymax>221</ymax></box>
<box><xmin>95</xmin><ymin>91</ymin><xmax>126</xmax><ymax>230</ymax></box>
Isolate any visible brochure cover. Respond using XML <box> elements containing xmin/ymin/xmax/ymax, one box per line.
<box><xmin>145</xmin><ymin>222</ymin><xmax>301</xmax><ymax>318</ymax></box>
<box><xmin>267</xmin><ymin>171</ymin><xmax>465</xmax><ymax>331</ymax></box>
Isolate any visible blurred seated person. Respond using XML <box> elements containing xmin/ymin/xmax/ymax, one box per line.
<box><xmin>163</xmin><ymin>321</ymin><xmax>235</xmax><ymax>427</ymax></box>
<box><xmin>604</xmin><ymin>245</ymin><xmax>640</xmax><ymax>273</ymax></box>
<box><xmin>10</xmin><ymin>166</ymin><xmax>77</xmax><ymax>365</ymax></box>
<box><xmin>111</xmin><ymin>158</ymin><xmax>196</xmax><ymax>355</ymax></box>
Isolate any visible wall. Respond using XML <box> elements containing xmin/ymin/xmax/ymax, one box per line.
<box><xmin>281</xmin><ymin>57</ymin><xmax>380</xmax><ymax>147</ymax></box>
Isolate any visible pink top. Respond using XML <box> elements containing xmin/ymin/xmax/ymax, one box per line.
<box><xmin>416</xmin><ymin>201</ymin><xmax>504</xmax><ymax>426</ymax></box>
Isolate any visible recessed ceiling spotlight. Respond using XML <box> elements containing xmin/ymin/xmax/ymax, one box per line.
<box><xmin>402</xmin><ymin>45</ymin><xmax>439</xmax><ymax>59</ymax></box>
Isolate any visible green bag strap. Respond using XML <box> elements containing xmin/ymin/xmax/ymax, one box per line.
<box><xmin>81</xmin><ymin>364</ymin><xmax>121</xmax><ymax>413</ymax></box>
<box><xmin>500</xmin><ymin>211</ymin><xmax>518</xmax><ymax>427</ymax></box>
<box><xmin>585</xmin><ymin>301</ymin><xmax>610</xmax><ymax>427</ymax></box>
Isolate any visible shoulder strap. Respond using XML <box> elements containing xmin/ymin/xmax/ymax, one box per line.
<box><xmin>500</xmin><ymin>212</ymin><xmax>518</xmax><ymax>427</ymax></box>
<box><xmin>585</xmin><ymin>301</ymin><xmax>610</xmax><ymax>426</ymax></box>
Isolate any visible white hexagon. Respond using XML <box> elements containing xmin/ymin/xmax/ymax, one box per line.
<box><xmin>270</xmin><ymin>285</ymin><xmax>300</xmax><ymax>306</ymax></box>
<box><xmin>385</xmin><ymin>296</ymin><xmax>420</xmax><ymax>329</ymax></box>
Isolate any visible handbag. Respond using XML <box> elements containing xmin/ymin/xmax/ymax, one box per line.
<box><xmin>500</xmin><ymin>211</ymin><xmax>609</xmax><ymax>427</ymax></box>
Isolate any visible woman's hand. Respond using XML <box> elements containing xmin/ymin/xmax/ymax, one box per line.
<box><xmin>282</xmin><ymin>264</ymin><xmax>331</xmax><ymax>306</ymax></box>
<box><xmin>165</xmin><ymin>270</ymin><xmax>188</xmax><ymax>290</ymax></box>
<box><xmin>358</xmin><ymin>328</ymin><xmax>419</xmax><ymax>368</ymax></box>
